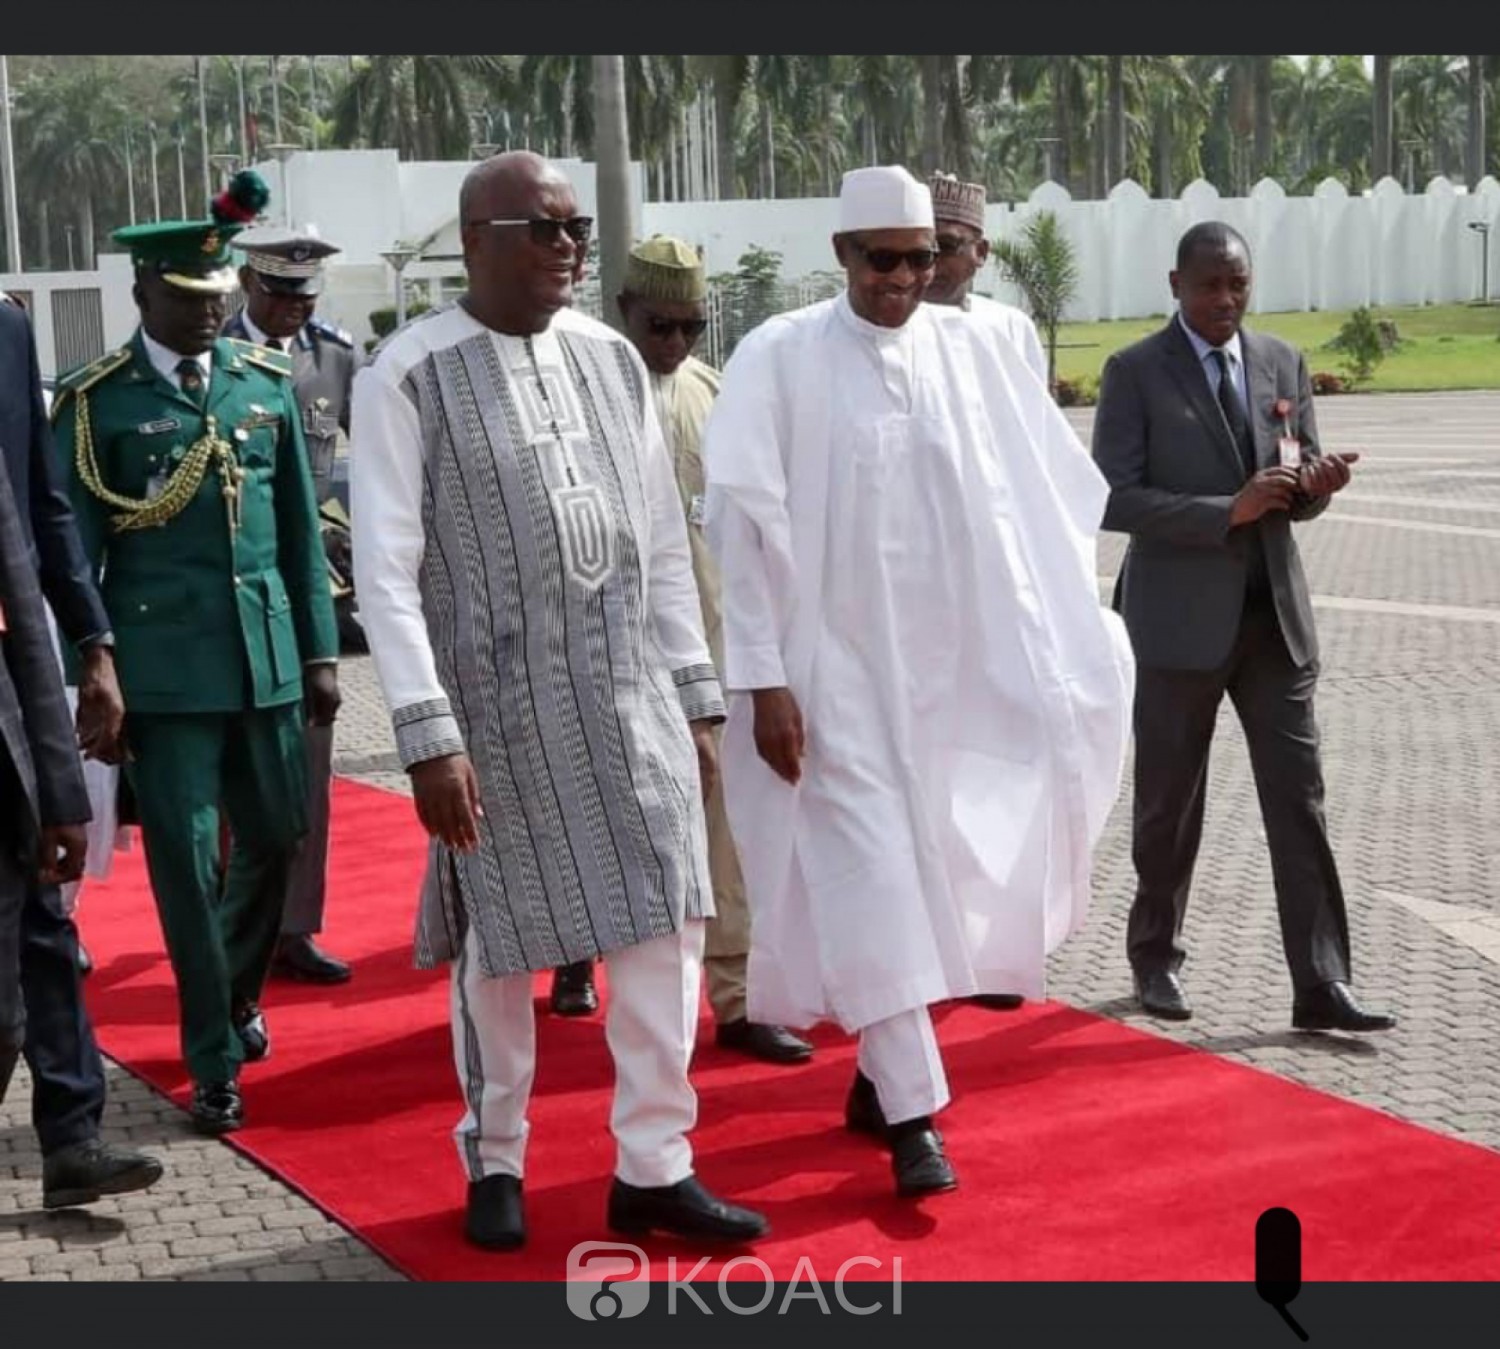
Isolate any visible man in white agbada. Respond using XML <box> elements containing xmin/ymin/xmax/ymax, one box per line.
<box><xmin>351</xmin><ymin>152</ymin><xmax>768</xmax><ymax>1252</ymax></box>
<box><xmin>702</xmin><ymin>166</ymin><xmax>1134</xmax><ymax>1198</ymax></box>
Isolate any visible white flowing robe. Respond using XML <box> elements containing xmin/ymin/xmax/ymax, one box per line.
<box><xmin>703</xmin><ymin>294</ymin><xmax>1134</xmax><ymax>1033</ymax></box>
<box><xmin>963</xmin><ymin>293</ymin><xmax>1048</xmax><ymax>388</ymax></box>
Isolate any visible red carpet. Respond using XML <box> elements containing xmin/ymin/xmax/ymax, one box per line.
<box><xmin>77</xmin><ymin>777</ymin><xmax>1500</xmax><ymax>1282</ymax></box>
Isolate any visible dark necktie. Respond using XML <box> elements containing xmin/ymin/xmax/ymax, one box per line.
<box><xmin>1211</xmin><ymin>347</ymin><xmax>1271</xmax><ymax>602</ymax></box>
<box><xmin>1210</xmin><ymin>348</ymin><xmax>1256</xmax><ymax>478</ymax></box>
<box><xmin>176</xmin><ymin>357</ymin><xmax>206</xmax><ymax>407</ymax></box>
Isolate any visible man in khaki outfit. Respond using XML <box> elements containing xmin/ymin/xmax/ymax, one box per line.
<box><xmin>549</xmin><ymin>237</ymin><xmax>812</xmax><ymax>1065</ymax></box>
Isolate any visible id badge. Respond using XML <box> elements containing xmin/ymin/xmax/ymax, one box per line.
<box><xmin>1278</xmin><ymin>437</ymin><xmax>1302</xmax><ymax>469</ymax></box>
<box><xmin>688</xmin><ymin>493</ymin><xmax>706</xmax><ymax>527</ymax></box>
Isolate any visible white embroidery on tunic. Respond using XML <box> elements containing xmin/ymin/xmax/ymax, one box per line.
<box><xmin>513</xmin><ymin>345</ymin><xmax>616</xmax><ymax>590</ymax></box>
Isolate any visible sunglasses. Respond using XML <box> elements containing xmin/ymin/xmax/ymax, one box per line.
<box><xmin>848</xmin><ymin>240</ymin><xmax>939</xmax><ymax>274</ymax></box>
<box><xmin>936</xmin><ymin>234</ymin><xmax>978</xmax><ymax>256</ymax></box>
<box><xmin>468</xmin><ymin>216</ymin><xmax>594</xmax><ymax>247</ymax></box>
<box><xmin>645</xmin><ymin>316</ymin><xmax>708</xmax><ymax>339</ymax></box>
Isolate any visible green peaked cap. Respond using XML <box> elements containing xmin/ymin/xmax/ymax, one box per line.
<box><xmin>112</xmin><ymin>169</ymin><xmax>271</xmax><ymax>294</ymax></box>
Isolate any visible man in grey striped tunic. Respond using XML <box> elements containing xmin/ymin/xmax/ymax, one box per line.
<box><xmin>351</xmin><ymin>152</ymin><xmax>768</xmax><ymax>1252</ymax></box>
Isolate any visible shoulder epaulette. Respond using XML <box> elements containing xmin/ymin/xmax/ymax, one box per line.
<box><xmin>228</xmin><ymin>337</ymin><xmax>294</xmax><ymax>377</ymax></box>
<box><xmin>53</xmin><ymin>347</ymin><xmax>133</xmax><ymax>405</ymax></box>
<box><xmin>309</xmin><ymin>317</ymin><xmax>355</xmax><ymax>349</ymax></box>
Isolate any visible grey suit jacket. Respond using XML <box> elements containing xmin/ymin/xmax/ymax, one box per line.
<box><xmin>1092</xmin><ymin>319</ymin><xmax>1330</xmax><ymax>672</ymax></box>
<box><xmin>0</xmin><ymin>448</ymin><xmax>89</xmax><ymax>841</ymax></box>
<box><xmin>223</xmin><ymin>313</ymin><xmax>361</xmax><ymax>502</ymax></box>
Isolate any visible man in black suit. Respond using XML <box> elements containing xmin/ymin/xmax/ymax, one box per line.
<box><xmin>1091</xmin><ymin>223</ymin><xmax>1394</xmax><ymax>1034</ymax></box>
<box><xmin>1</xmin><ymin>292</ymin><xmax>162</xmax><ymax>1206</ymax></box>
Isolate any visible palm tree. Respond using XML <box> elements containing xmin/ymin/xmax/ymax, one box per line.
<box><xmin>1468</xmin><ymin>55</ymin><xmax>1487</xmax><ymax>187</ymax></box>
<box><xmin>1395</xmin><ymin>54</ymin><xmax>1465</xmax><ymax>183</ymax></box>
<box><xmin>1123</xmin><ymin>55</ymin><xmax>1208</xmax><ymax>196</ymax></box>
<box><xmin>332</xmin><ymin>56</ymin><xmax>505</xmax><ymax>160</ymax></box>
<box><xmin>919</xmin><ymin>55</ymin><xmax>944</xmax><ymax>176</ymax></box>
<box><xmin>993</xmin><ymin>209</ymin><xmax>1078</xmax><ymax>393</ymax></box>
<box><xmin>697</xmin><ymin>56</ymin><xmax>752</xmax><ymax>199</ymax></box>
<box><xmin>517</xmin><ymin>55</ymin><xmax>592</xmax><ymax>159</ymax></box>
<box><xmin>14</xmin><ymin>62</ymin><xmax>129</xmax><ymax>268</ymax></box>
<box><xmin>1106</xmin><ymin>55</ymin><xmax>1126</xmax><ymax>188</ymax></box>
<box><xmin>625</xmin><ymin>55</ymin><xmax>695</xmax><ymax>198</ymax></box>
<box><xmin>1010</xmin><ymin>57</ymin><xmax>1100</xmax><ymax>195</ymax></box>
<box><xmin>1281</xmin><ymin>55</ymin><xmax>1371</xmax><ymax>190</ymax></box>
<box><xmin>593</xmin><ymin>56</ymin><xmax>633</xmax><ymax>331</ymax></box>
<box><xmin>1253</xmin><ymin>55</ymin><xmax>1276</xmax><ymax>179</ymax></box>
<box><xmin>846</xmin><ymin>56</ymin><xmax>915</xmax><ymax>169</ymax></box>
<box><xmin>1373</xmin><ymin>55</ymin><xmax>1395</xmax><ymax>180</ymax></box>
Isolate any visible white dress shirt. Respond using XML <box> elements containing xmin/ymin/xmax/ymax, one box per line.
<box><xmin>1176</xmin><ymin>310</ymin><xmax>1248</xmax><ymax>408</ymax></box>
<box><xmin>139</xmin><ymin>330</ymin><xmax>211</xmax><ymax>391</ymax></box>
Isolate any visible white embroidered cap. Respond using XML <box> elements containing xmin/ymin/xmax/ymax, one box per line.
<box><xmin>837</xmin><ymin>166</ymin><xmax>935</xmax><ymax>234</ymax></box>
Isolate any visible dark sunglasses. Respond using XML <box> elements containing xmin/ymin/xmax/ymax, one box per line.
<box><xmin>646</xmin><ymin>316</ymin><xmax>708</xmax><ymax>339</ymax></box>
<box><xmin>468</xmin><ymin>215</ymin><xmax>594</xmax><ymax>247</ymax></box>
<box><xmin>849</xmin><ymin>240</ymin><xmax>939</xmax><ymax>274</ymax></box>
<box><xmin>936</xmin><ymin>234</ymin><xmax>977</xmax><ymax>256</ymax></box>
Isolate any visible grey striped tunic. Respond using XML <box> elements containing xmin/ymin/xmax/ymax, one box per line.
<box><xmin>351</xmin><ymin>304</ymin><xmax>723</xmax><ymax>977</ymax></box>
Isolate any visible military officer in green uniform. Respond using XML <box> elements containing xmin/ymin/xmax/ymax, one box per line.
<box><xmin>50</xmin><ymin>189</ymin><xmax>340</xmax><ymax>1135</ymax></box>
<box><xmin>225</xmin><ymin>227</ymin><xmax>360</xmax><ymax>986</ymax></box>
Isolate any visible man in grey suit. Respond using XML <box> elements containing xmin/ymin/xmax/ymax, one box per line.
<box><xmin>225</xmin><ymin>230</ymin><xmax>359</xmax><ymax>985</ymax></box>
<box><xmin>1091</xmin><ymin>221</ymin><xmax>1394</xmax><ymax>1034</ymax></box>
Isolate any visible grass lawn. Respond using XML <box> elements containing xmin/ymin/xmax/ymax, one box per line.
<box><xmin>1050</xmin><ymin>302</ymin><xmax>1500</xmax><ymax>393</ymax></box>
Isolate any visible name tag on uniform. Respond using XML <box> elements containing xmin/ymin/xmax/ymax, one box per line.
<box><xmin>136</xmin><ymin>417</ymin><xmax>181</xmax><ymax>436</ymax></box>
<box><xmin>688</xmin><ymin>494</ymin><xmax>706</xmax><ymax>527</ymax></box>
<box><xmin>239</xmin><ymin>410</ymin><xmax>282</xmax><ymax>432</ymax></box>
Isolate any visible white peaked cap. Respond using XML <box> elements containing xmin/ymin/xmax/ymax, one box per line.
<box><xmin>837</xmin><ymin>166</ymin><xmax>935</xmax><ymax>233</ymax></box>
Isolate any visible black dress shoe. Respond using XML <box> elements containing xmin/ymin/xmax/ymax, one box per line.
<box><xmin>271</xmin><ymin>935</ymin><xmax>352</xmax><ymax>985</ymax></box>
<box><xmin>550</xmin><ymin>960</ymin><xmax>598</xmax><ymax>1016</ymax></box>
<box><xmin>466</xmin><ymin>1174</ymin><xmax>525</xmax><ymax>1250</ymax></box>
<box><xmin>608</xmin><ymin>1175</ymin><xmax>769</xmax><ymax>1243</ymax></box>
<box><xmin>42</xmin><ymin>1139</ymin><xmax>164</xmax><ymax>1210</ymax></box>
<box><xmin>1134</xmin><ymin>969</ymin><xmax>1193</xmax><ymax>1021</ymax></box>
<box><xmin>845</xmin><ymin>1069</ymin><xmax>889</xmax><ymax>1140</ymax></box>
<box><xmin>715</xmin><ymin>1018</ymin><xmax>814</xmax><ymax>1064</ymax></box>
<box><xmin>233</xmin><ymin>1003</ymin><xmax>270</xmax><ymax>1062</ymax></box>
<box><xmin>76</xmin><ymin>942</ymin><xmax>93</xmax><ymax>978</ymax></box>
<box><xmin>967</xmin><ymin>993</ymin><xmax>1024</xmax><ymax>1010</ymax></box>
<box><xmin>890</xmin><ymin>1120</ymin><xmax>958</xmax><ymax>1198</ymax></box>
<box><xmin>1293</xmin><ymin>981</ymin><xmax>1397</xmax><ymax>1033</ymax></box>
<box><xmin>190</xmin><ymin>1081</ymin><xmax>244</xmax><ymax>1136</ymax></box>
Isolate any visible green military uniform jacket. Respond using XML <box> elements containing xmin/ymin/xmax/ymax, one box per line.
<box><xmin>51</xmin><ymin>332</ymin><xmax>339</xmax><ymax>715</ymax></box>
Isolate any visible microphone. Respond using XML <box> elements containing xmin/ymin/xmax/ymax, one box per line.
<box><xmin>1255</xmin><ymin>1206</ymin><xmax>1309</xmax><ymax>1341</ymax></box>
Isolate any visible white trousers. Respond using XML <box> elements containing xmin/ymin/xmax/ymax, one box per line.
<box><xmin>857</xmin><ymin>1005</ymin><xmax>951</xmax><ymax>1125</ymax></box>
<box><xmin>450</xmin><ymin>919</ymin><xmax>705</xmax><ymax>1188</ymax></box>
